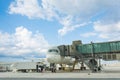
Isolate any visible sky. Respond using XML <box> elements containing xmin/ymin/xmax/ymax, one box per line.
<box><xmin>0</xmin><ymin>0</ymin><xmax>120</xmax><ymax>62</ymax></box>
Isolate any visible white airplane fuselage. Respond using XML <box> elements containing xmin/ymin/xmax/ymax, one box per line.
<box><xmin>46</xmin><ymin>47</ymin><xmax>75</xmax><ymax>65</ymax></box>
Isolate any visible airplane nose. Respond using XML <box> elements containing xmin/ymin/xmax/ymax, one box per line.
<box><xmin>47</xmin><ymin>54</ymin><xmax>61</xmax><ymax>63</ymax></box>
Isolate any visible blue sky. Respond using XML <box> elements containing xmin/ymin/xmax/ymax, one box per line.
<box><xmin>0</xmin><ymin>0</ymin><xmax>120</xmax><ymax>62</ymax></box>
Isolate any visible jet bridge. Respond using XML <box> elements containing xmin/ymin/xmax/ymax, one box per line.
<box><xmin>76</xmin><ymin>40</ymin><xmax>120</xmax><ymax>60</ymax></box>
<box><xmin>58</xmin><ymin>40</ymin><xmax>120</xmax><ymax>72</ymax></box>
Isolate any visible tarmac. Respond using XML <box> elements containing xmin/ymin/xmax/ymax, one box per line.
<box><xmin>0</xmin><ymin>70</ymin><xmax>120</xmax><ymax>78</ymax></box>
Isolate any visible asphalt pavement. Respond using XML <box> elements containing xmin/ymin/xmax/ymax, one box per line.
<box><xmin>0</xmin><ymin>78</ymin><xmax>120</xmax><ymax>80</ymax></box>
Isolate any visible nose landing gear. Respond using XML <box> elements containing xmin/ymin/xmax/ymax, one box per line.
<box><xmin>50</xmin><ymin>63</ymin><xmax>56</xmax><ymax>73</ymax></box>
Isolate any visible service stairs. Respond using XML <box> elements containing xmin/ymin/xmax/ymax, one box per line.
<box><xmin>76</xmin><ymin>52</ymin><xmax>101</xmax><ymax>72</ymax></box>
<box><xmin>84</xmin><ymin>59</ymin><xmax>101</xmax><ymax>72</ymax></box>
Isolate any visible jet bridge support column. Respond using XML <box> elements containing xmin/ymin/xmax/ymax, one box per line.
<box><xmin>91</xmin><ymin>42</ymin><xmax>97</xmax><ymax>72</ymax></box>
<box><xmin>72</xmin><ymin>40</ymin><xmax>86</xmax><ymax>71</ymax></box>
<box><xmin>50</xmin><ymin>63</ymin><xmax>56</xmax><ymax>73</ymax></box>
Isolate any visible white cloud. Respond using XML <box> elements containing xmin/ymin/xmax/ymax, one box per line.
<box><xmin>93</xmin><ymin>21</ymin><xmax>120</xmax><ymax>40</ymax></box>
<box><xmin>9</xmin><ymin>0</ymin><xmax>43</xmax><ymax>19</ymax></box>
<box><xmin>58</xmin><ymin>15</ymin><xmax>91</xmax><ymax>36</ymax></box>
<box><xmin>58</xmin><ymin>15</ymin><xmax>77</xmax><ymax>36</ymax></box>
<box><xmin>9</xmin><ymin>0</ymin><xmax>120</xmax><ymax>36</ymax></box>
<box><xmin>80</xmin><ymin>32</ymin><xmax>97</xmax><ymax>38</ymax></box>
<box><xmin>94</xmin><ymin>21</ymin><xmax>120</xmax><ymax>33</ymax></box>
<box><xmin>0</xmin><ymin>26</ymin><xmax>49</xmax><ymax>57</ymax></box>
<box><xmin>9</xmin><ymin>0</ymin><xmax>56</xmax><ymax>20</ymax></box>
<box><xmin>81</xmin><ymin>21</ymin><xmax>120</xmax><ymax>40</ymax></box>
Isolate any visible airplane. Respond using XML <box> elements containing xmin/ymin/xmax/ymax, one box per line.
<box><xmin>46</xmin><ymin>46</ymin><xmax>83</xmax><ymax>72</ymax></box>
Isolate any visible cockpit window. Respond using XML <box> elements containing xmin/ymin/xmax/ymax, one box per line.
<box><xmin>48</xmin><ymin>49</ymin><xmax>58</xmax><ymax>53</ymax></box>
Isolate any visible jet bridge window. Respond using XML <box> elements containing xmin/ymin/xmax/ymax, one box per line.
<box><xmin>48</xmin><ymin>49</ymin><xmax>58</xmax><ymax>53</ymax></box>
